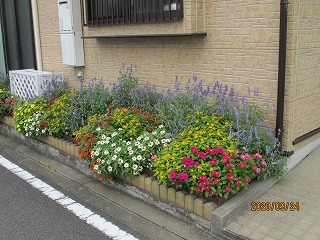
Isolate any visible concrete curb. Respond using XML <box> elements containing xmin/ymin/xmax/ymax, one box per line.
<box><xmin>0</xmin><ymin>119</ymin><xmax>280</xmax><ymax>237</ymax></box>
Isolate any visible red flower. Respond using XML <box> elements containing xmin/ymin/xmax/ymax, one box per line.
<box><xmin>226</xmin><ymin>186</ymin><xmax>231</xmax><ymax>193</ymax></box>
<box><xmin>235</xmin><ymin>180</ymin><xmax>241</xmax><ymax>186</ymax></box>
<box><xmin>108</xmin><ymin>106</ymin><xmax>113</xmax><ymax>109</ymax></box>
<box><xmin>99</xmin><ymin>174</ymin><xmax>103</xmax><ymax>180</ymax></box>
<box><xmin>148</xmin><ymin>126</ymin><xmax>154</xmax><ymax>131</ymax></box>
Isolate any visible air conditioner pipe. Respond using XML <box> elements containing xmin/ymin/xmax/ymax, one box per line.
<box><xmin>31</xmin><ymin>0</ymin><xmax>42</xmax><ymax>71</ymax></box>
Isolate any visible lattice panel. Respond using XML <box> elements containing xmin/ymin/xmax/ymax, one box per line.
<box><xmin>9</xmin><ymin>70</ymin><xmax>62</xmax><ymax>101</ymax></box>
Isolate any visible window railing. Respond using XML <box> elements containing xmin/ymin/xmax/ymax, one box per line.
<box><xmin>85</xmin><ymin>0</ymin><xmax>183</xmax><ymax>25</ymax></box>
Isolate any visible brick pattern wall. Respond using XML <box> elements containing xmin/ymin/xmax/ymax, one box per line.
<box><xmin>36</xmin><ymin>0</ymin><xmax>320</xmax><ymax>151</ymax></box>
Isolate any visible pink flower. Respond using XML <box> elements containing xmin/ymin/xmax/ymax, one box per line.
<box><xmin>151</xmin><ymin>155</ymin><xmax>157</xmax><ymax>159</ymax></box>
<box><xmin>211</xmin><ymin>170</ymin><xmax>220</xmax><ymax>177</ymax></box>
<box><xmin>194</xmin><ymin>162</ymin><xmax>200</xmax><ymax>166</ymax></box>
<box><xmin>205</xmin><ymin>186</ymin><xmax>210</xmax><ymax>191</ymax></box>
<box><xmin>196</xmin><ymin>188</ymin><xmax>202</xmax><ymax>193</ymax></box>
<box><xmin>210</xmin><ymin>191</ymin><xmax>215</xmax><ymax>196</ymax></box>
<box><xmin>212</xmin><ymin>148</ymin><xmax>224</xmax><ymax>154</ymax></box>
<box><xmin>178</xmin><ymin>173</ymin><xmax>189</xmax><ymax>181</ymax></box>
<box><xmin>244</xmin><ymin>177</ymin><xmax>251</xmax><ymax>183</ymax></box>
<box><xmin>226</xmin><ymin>163</ymin><xmax>233</xmax><ymax>169</ymax></box>
<box><xmin>198</xmin><ymin>152</ymin><xmax>206</xmax><ymax>159</ymax></box>
<box><xmin>261</xmin><ymin>160</ymin><xmax>267</xmax><ymax>166</ymax></box>
<box><xmin>198</xmin><ymin>175</ymin><xmax>207</xmax><ymax>181</ymax></box>
<box><xmin>239</xmin><ymin>162</ymin><xmax>246</xmax><ymax>168</ymax></box>
<box><xmin>226</xmin><ymin>186</ymin><xmax>231</xmax><ymax>193</ymax></box>
<box><xmin>209</xmin><ymin>158</ymin><xmax>217</xmax><ymax>165</ymax></box>
<box><xmin>252</xmin><ymin>165</ymin><xmax>257</xmax><ymax>170</ymax></box>
<box><xmin>227</xmin><ymin>172</ymin><xmax>234</xmax><ymax>181</ymax></box>
<box><xmin>241</xmin><ymin>153</ymin><xmax>250</xmax><ymax>162</ymax></box>
<box><xmin>254</xmin><ymin>152</ymin><xmax>262</xmax><ymax>158</ymax></box>
<box><xmin>214</xmin><ymin>178</ymin><xmax>221</xmax><ymax>183</ymax></box>
<box><xmin>199</xmin><ymin>181</ymin><xmax>206</xmax><ymax>187</ymax></box>
<box><xmin>169</xmin><ymin>171</ymin><xmax>177</xmax><ymax>180</ymax></box>
<box><xmin>235</xmin><ymin>179</ymin><xmax>240</xmax><ymax>186</ymax></box>
<box><xmin>191</xmin><ymin>146</ymin><xmax>198</xmax><ymax>153</ymax></box>
<box><xmin>256</xmin><ymin>168</ymin><xmax>261</xmax><ymax>173</ymax></box>
<box><xmin>182</xmin><ymin>157</ymin><xmax>194</xmax><ymax>168</ymax></box>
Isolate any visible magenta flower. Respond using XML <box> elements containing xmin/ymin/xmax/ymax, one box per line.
<box><xmin>227</xmin><ymin>172</ymin><xmax>234</xmax><ymax>181</ymax></box>
<box><xmin>241</xmin><ymin>153</ymin><xmax>250</xmax><ymax>162</ymax></box>
<box><xmin>214</xmin><ymin>178</ymin><xmax>221</xmax><ymax>183</ymax></box>
<box><xmin>194</xmin><ymin>162</ymin><xmax>200</xmax><ymax>166</ymax></box>
<box><xmin>182</xmin><ymin>157</ymin><xmax>194</xmax><ymax>168</ymax></box>
<box><xmin>226</xmin><ymin>186</ymin><xmax>231</xmax><ymax>193</ymax></box>
<box><xmin>212</xmin><ymin>148</ymin><xmax>224</xmax><ymax>154</ymax></box>
<box><xmin>244</xmin><ymin>177</ymin><xmax>251</xmax><ymax>183</ymax></box>
<box><xmin>210</xmin><ymin>190</ymin><xmax>215</xmax><ymax>196</ymax></box>
<box><xmin>261</xmin><ymin>160</ymin><xmax>267</xmax><ymax>166</ymax></box>
<box><xmin>151</xmin><ymin>155</ymin><xmax>157</xmax><ymax>159</ymax></box>
<box><xmin>205</xmin><ymin>186</ymin><xmax>210</xmax><ymax>191</ymax></box>
<box><xmin>196</xmin><ymin>188</ymin><xmax>202</xmax><ymax>193</ymax></box>
<box><xmin>254</xmin><ymin>152</ymin><xmax>262</xmax><ymax>158</ymax></box>
<box><xmin>199</xmin><ymin>181</ymin><xmax>206</xmax><ymax>187</ymax></box>
<box><xmin>198</xmin><ymin>151</ymin><xmax>206</xmax><ymax>159</ymax></box>
<box><xmin>239</xmin><ymin>162</ymin><xmax>246</xmax><ymax>168</ymax></box>
<box><xmin>169</xmin><ymin>171</ymin><xmax>177</xmax><ymax>180</ymax></box>
<box><xmin>178</xmin><ymin>172</ymin><xmax>189</xmax><ymax>181</ymax></box>
<box><xmin>191</xmin><ymin>146</ymin><xmax>198</xmax><ymax>153</ymax></box>
<box><xmin>256</xmin><ymin>168</ymin><xmax>261</xmax><ymax>173</ymax></box>
<box><xmin>235</xmin><ymin>180</ymin><xmax>240</xmax><ymax>186</ymax></box>
<box><xmin>226</xmin><ymin>163</ymin><xmax>233</xmax><ymax>169</ymax></box>
<box><xmin>252</xmin><ymin>165</ymin><xmax>257</xmax><ymax>170</ymax></box>
<box><xmin>211</xmin><ymin>170</ymin><xmax>220</xmax><ymax>177</ymax></box>
<box><xmin>209</xmin><ymin>158</ymin><xmax>217</xmax><ymax>165</ymax></box>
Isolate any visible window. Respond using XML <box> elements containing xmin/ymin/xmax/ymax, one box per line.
<box><xmin>85</xmin><ymin>0</ymin><xmax>183</xmax><ymax>25</ymax></box>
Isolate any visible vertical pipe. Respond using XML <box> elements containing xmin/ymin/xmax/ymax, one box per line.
<box><xmin>276</xmin><ymin>0</ymin><xmax>289</xmax><ymax>149</ymax></box>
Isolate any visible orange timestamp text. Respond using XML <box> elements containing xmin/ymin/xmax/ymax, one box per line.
<box><xmin>251</xmin><ymin>201</ymin><xmax>299</xmax><ymax>211</ymax></box>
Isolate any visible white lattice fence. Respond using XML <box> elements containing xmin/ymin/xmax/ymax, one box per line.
<box><xmin>9</xmin><ymin>69</ymin><xmax>63</xmax><ymax>100</ymax></box>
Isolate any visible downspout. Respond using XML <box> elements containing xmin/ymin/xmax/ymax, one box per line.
<box><xmin>31</xmin><ymin>0</ymin><xmax>42</xmax><ymax>71</ymax></box>
<box><xmin>275</xmin><ymin>0</ymin><xmax>289</xmax><ymax>152</ymax></box>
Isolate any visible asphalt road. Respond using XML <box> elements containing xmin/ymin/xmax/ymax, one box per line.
<box><xmin>0</xmin><ymin>163</ymin><xmax>113</xmax><ymax>240</ymax></box>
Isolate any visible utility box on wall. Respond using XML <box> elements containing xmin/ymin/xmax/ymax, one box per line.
<box><xmin>58</xmin><ymin>0</ymin><xmax>84</xmax><ymax>66</ymax></box>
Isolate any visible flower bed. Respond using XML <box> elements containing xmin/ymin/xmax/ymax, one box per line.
<box><xmin>1</xmin><ymin>66</ymin><xmax>287</xmax><ymax>212</ymax></box>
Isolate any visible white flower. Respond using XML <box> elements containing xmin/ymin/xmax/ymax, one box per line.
<box><xmin>101</xmin><ymin>135</ymin><xmax>106</xmax><ymax>140</ymax></box>
<box><xmin>144</xmin><ymin>136</ymin><xmax>149</xmax><ymax>141</ymax></box>
<box><xmin>104</xmin><ymin>150</ymin><xmax>109</xmax><ymax>155</ymax></box>
<box><xmin>118</xmin><ymin>159</ymin><xmax>123</xmax><ymax>164</ymax></box>
<box><xmin>142</xmin><ymin>146</ymin><xmax>146</xmax><ymax>151</ymax></box>
<box><xmin>93</xmin><ymin>165</ymin><xmax>99</xmax><ymax>170</ymax></box>
<box><xmin>116</xmin><ymin>147</ymin><xmax>121</xmax><ymax>152</ymax></box>
<box><xmin>126</xmin><ymin>141</ymin><xmax>131</xmax><ymax>145</ymax></box>
<box><xmin>139</xmin><ymin>166</ymin><xmax>143</xmax><ymax>171</ymax></box>
<box><xmin>36</xmin><ymin>128</ymin><xmax>39</xmax><ymax>132</ymax></box>
<box><xmin>42</xmin><ymin>130</ymin><xmax>46</xmax><ymax>133</ymax></box>
<box><xmin>111</xmin><ymin>143</ymin><xmax>116</xmax><ymax>147</ymax></box>
<box><xmin>154</xmin><ymin>139</ymin><xmax>160</xmax><ymax>145</ymax></box>
<box><xmin>96</xmin><ymin>127</ymin><xmax>101</xmax><ymax>132</ymax></box>
<box><xmin>112</xmin><ymin>155</ymin><xmax>117</xmax><ymax>160</ymax></box>
<box><xmin>124</xmin><ymin>163</ymin><xmax>129</xmax><ymax>168</ymax></box>
<box><xmin>134</xmin><ymin>141</ymin><xmax>140</xmax><ymax>146</ymax></box>
<box><xmin>97</xmin><ymin>158</ymin><xmax>101</xmax><ymax>163</ymax></box>
<box><xmin>128</xmin><ymin>150</ymin><xmax>134</xmax><ymax>155</ymax></box>
<box><xmin>106</xmin><ymin>137</ymin><xmax>110</xmax><ymax>141</ymax></box>
<box><xmin>148</xmin><ymin>142</ymin><xmax>154</xmax><ymax>147</ymax></box>
<box><xmin>133</xmin><ymin>164</ymin><xmax>138</xmax><ymax>170</ymax></box>
<box><xmin>152</xmin><ymin>131</ymin><xmax>157</xmax><ymax>135</ymax></box>
<box><xmin>101</xmin><ymin>159</ymin><xmax>105</xmax><ymax>164</ymax></box>
<box><xmin>159</xmin><ymin>125</ymin><xmax>164</xmax><ymax>129</ymax></box>
<box><xmin>32</xmin><ymin>122</ymin><xmax>35</xmax><ymax>126</ymax></box>
<box><xmin>161</xmin><ymin>139</ymin><xmax>166</xmax><ymax>144</ymax></box>
<box><xmin>97</xmin><ymin>170</ymin><xmax>101</xmax><ymax>174</ymax></box>
<box><xmin>127</xmin><ymin>146</ymin><xmax>132</xmax><ymax>151</ymax></box>
<box><xmin>26</xmin><ymin>133</ymin><xmax>29</xmax><ymax>137</ymax></box>
<box><xmin>111</xmin><ymin>132</ymin><xmax>118</xmax><ymax>137</ymax></box>
<box><xmin>118</xmin><ymin>128</ymin><xmax>123</xmax><ymax>131</ymax></box>
<box><xmin>137</xmin><ymin>136</ymin><xmax>142</xmax><ymax>141</ymax></box>
<box><xmin>107</xmin><ymin>166</ymin><xmax>113</xmax><ymax>172</ymax></box>
<box><xmin>137</xmin><ymin>155</ymin><xmax>142</xmax><ymax>161</ymax></box>
<box><xmin>132</xmin><ymin>156</ymin><xmax>137</xmax><ymax>161</ymax></box>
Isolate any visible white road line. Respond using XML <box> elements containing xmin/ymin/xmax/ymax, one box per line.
<box><xmin>0</xmin><ymin>155</ymin><xmax>139</xmax><ymax>240</ymax></box>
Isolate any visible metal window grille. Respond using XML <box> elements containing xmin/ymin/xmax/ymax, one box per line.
<box><xmin>84</xmin><ymin>0</ymin><xmax>183</xmax><ymax>25</ymax></box>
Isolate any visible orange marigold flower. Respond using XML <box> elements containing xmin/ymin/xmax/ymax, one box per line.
<box><xmin>83</xmin><ymin>135</ymin><xmax>89</xmax><ymax>141</ymax></box>
<box><xmin>78</xmin><ymin>148</ymin><xmax>82</xmax><ymax>154</ymax></box>
<box><xmin>155</xmin><ymin>119</ymin><xmax>161</xmax><ymax>124</ymax></box>
<box><xmin>108</xmin><ymin>106</ymin><xmax>113</xmax><ymax>109</ymax></box>
<box><xmin>108</xmin><ymin>117</ymin><xmax>113</xmax><ymax>121</ymax></box>
<box><xmin>87</xmin><ymin>165</ymin><xmax>91</xmax><ymax>170</ymax></box>
<box><xmin>148</xmin><ymin>126</ymin><xmax>154</xmax><ymax>131</ymax></box>
<box><xmin>142</xmin><ymin>116</ymin><xmax>148</xmax><ymax>121</ymax></box>
<box><xmin>89</xmin><ymin>134</ymin><xmax>94</xmax><ymax>138</ymax></box>
<box><xmin>89</xmin><ymin>148</ymin><xmax>93</xmax><ymax>153</ymax></box>
<box><xmin>102</xmin><ymin>122</ymin><xmax>108</xmax><ymax>128</ymax></box>
<box><xmin>85</xmin><ymin>142</ymin><xmax>91</xmax><ymax>147</ymax></box>
<box><xmin>108</xmin><ymin>176</ymin><xmax>113</xmax><ymax>181</ymax></box>
<box><xmin>99</xmin><ymin>174</ymin><xmax>103</xmax><ymax>180</ymax></box>
<box><xmin>91</xmin><ymin>138</ymin><xmax>96</xmax><ymax>143</ymax></box>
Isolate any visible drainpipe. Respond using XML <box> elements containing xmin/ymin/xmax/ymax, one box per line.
<box><xmin>31</xmin><ymin>0</ymin><xmax>42</xmax><ymax>71</ymax></box>
<box><xmin>275</xmin><ymin>0</ymin><xmax>289</xmax><ymax>152</ymax></box>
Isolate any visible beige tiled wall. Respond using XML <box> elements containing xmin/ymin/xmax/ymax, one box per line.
<box><xmin>37</xmin><ymin>0</ymin><xmax>320</xmax><ymax>151</ymax></box>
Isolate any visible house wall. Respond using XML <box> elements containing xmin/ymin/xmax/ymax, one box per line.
<box><xmin>36</xmin><ymin>0</ymin><xmax>320</xmax><ymax>151</ymax></box>
<box><xmin>284</xmin><ymin>0</ymin><xmax>320</xmax><ymax>151</ymax></box>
